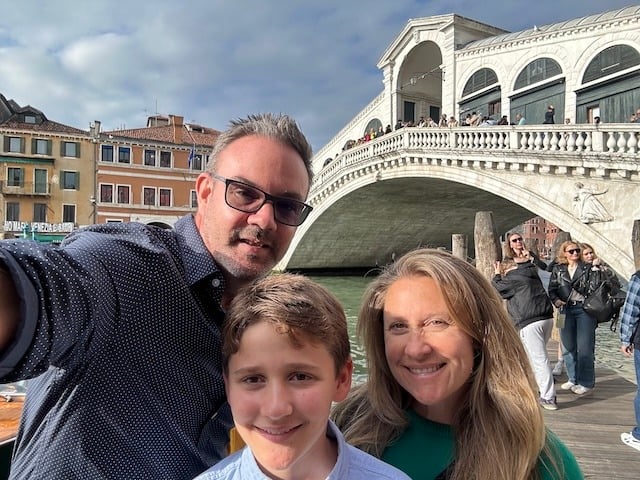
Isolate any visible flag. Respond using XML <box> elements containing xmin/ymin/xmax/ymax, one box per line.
<box><xmin>187</xmin><ymin>148</ymin><xmax>195</xmax><ymax>169</ymax></box>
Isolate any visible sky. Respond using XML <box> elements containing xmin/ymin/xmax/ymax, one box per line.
<box><xmin>0</xmin><ymin>0</ymin><xmax>636</xmax><ymax>152</ymax></box>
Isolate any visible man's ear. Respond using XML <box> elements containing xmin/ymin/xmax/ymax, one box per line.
<box><xmin>195</xmin><ymin>172</ymin><xmax>214</xmax><ymax>206</ymax></box>
<box><xmin>333</xmin><ymin>357</ymin><xmax>353</xmax><ymax>402</ymax></box>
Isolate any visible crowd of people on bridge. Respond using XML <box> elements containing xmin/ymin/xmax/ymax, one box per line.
<box><xmin>3</xmin><ymin>109</ymin><xmax>639</xmax><ymax>479</ymax></box>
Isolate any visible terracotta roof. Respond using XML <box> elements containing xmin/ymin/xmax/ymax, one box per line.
<box><xmin>103</xmin><ymin>124</ymin><xmax>220</xmax><ymax>148</ymax></box>
<box><xmin>1</xmin><ymin>119</ymin><xmax>88</xmax><ymax>136</ymax></box>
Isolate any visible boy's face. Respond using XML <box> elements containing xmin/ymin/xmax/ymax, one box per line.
<box><xmin>225</xmin><ymin>321</ymin><xmax>352</xmax><ymax>478</ymax></box>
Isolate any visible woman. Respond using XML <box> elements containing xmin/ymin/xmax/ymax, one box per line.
<box><xmin>504</xmin><ymin>232</ymin><xmax>547</xmax><ymax>270</ymax></box>
<box><xmin>492</xmin><ymin>256</ymin><xmax>557</xmax><ymax>410</ymax></box>
<box><xmin>332</xmin><ymin>248</ymin><xmax>582</xmax><ymax>480</ymax></box>
<box><xmin>548</xmin><ymin>241</ymin><xmax>598</xmax><ymax>396</ymax></box>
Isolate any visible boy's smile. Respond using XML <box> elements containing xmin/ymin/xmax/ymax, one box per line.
<box><xmin>225</xmin><ymin>321</ymin><xmax>352</xmax><ymax>479</ymax></box>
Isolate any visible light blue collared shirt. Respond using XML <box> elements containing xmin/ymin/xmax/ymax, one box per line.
<box><xmin>194</xmin><ymin>420</ymin><xmax>410</xmax><ymax>479</ymax></box>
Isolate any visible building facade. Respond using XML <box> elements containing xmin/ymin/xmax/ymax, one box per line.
<box><xmin>1</xmin><ymin>94</ymin><xmax>220</xmax><ymax>240</ymax></box>
<box><xmin>95</xmin><ymin>115</ymin><xmax>219</xmax><ymax>227</ymax></box>
<box><xmin>0</xmin><ymin>94</ymin><xmax>94</xmax><ymax>242</ymax></box>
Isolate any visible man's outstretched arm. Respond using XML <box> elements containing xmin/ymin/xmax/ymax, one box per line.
<box><xmin>0</xmin><ymin>266</ymin><xmax>20</xmax><ymax>353</ymax></box>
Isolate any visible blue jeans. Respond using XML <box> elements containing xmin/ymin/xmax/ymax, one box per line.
<box><xmin>560</xmin><ymin>304</ymin><xmax>597</xmax><ymax>388</ymax></box>
<box><xmin>633</xmin><ymin>348</ymin><xmax>640</xmax><ymax>440</ymax></box>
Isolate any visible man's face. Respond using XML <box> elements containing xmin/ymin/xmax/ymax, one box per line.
<box><xmin>194</xmin><ymin>135</ymin><xmax>309</xmax><ymax>284</ymax></box>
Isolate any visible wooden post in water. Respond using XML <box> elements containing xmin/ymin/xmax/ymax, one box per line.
<box><xmin>632</xmin><ymin>220</ymin><xmax>640</xmax><ymax>270</ymax></box>
<box><xmin>474</xmin><ymin>212</ymin><xmax>501</xmax><ymax>281</ymax></box>
<box><xmin>550</xmin><ymin>230</ymin><xmax>572</xmax><ymax>260</ymax></box>
<box><xmin>452</xmin><ymin>234</ymin><xmax>467</xmax><ymax>260</ymax></box>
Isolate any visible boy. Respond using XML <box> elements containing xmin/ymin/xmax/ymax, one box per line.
<box><xmin>194</xmin><ymin>273</ymin><xmax>410</xmax><ymax>479</ymax></box>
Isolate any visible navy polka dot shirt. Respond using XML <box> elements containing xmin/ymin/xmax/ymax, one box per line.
<box><xmin>0</xmin><ymin>215</ymin><xmax>233</xmax><ymax>479</ymax></box>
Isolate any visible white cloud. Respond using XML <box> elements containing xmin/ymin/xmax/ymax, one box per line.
<box><xmin>0</xmin><ymin>0</ymin><xmax>635</xmax><ymax>150</ymax></box>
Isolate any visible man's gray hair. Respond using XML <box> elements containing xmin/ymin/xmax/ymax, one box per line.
<box><xmin>206</xmin><ymin>113</ymin><xmax>313</xmax><ymax>183</ymax></box>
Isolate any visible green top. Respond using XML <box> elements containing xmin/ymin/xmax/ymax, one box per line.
<box><xmin>381</xmin><ymin>410</ymin><xmax>584</xmax><ymax>480</ymax></box>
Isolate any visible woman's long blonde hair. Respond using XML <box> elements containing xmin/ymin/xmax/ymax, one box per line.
<box><xmin>332</xmin><ymin>248</ymin><xmax>561</xmax><ymax>480</ymax></box>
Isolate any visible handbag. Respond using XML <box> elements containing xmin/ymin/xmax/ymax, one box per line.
<box><xmin>583</xmin><ymin>281</ymin><xmax>615</xmax><ymax>323</ymax></box>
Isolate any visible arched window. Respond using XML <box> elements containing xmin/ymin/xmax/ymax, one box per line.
<box><xmin>364</xmin><ymin>118</ymin><xmax>382</xmax><ymax>135</ymax></box>
<box><xmin>462</xmin><ymin>68</ymin><xmax>498</xmax><ymax>97</ymax></box>
<box><xmin>582</xmin><ymin>45</ymin><xmax>640</xmax><ymax>84</ymax></box>
<box><xmin>514</xmin><ymin>58</ymin><xmax>562</xmax><ymax>90</ymax></box>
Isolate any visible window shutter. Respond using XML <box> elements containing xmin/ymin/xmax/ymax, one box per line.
<box><xmin>76</xmin><ymin>142</ymin><xmax>81</xmax><ymax>157</ymax></box>
<box><xmin>47</xmin><ymin>140</ymin><xmax>52</xmax><ymax>155</ymax></box>
<box><xmin>60</xmin><ymin>141</ymin><xmax>65</xmax><ymax>156</ymax></box>
<box><xmin>75</xmin><ymin>172</ymin><xmax>80</xmax><ymax>189</ymax></box>
<box><xmin>60</xmin><ymin>171</ymin><xmax>64</xmax><ymax>188</ymax></box>
<box><xmin>31</xmin><ymin>138</ymin><xmax>37</xmax><ymax>154</ymax></box>
<box><xmin>20</xmin><ymin>137</ymin><xmax>25</xmax><ymax>153</ymax></box>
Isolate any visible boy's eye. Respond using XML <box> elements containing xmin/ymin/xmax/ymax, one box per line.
<box><xmin>241</xmin><ymin>375</ymin><xmax>264</xmax><ymax>385</ymax></box>
<box><xmin>289</xmin><ymin>372</ymin><xmax>313</xmax><ymax>382</ymax></box>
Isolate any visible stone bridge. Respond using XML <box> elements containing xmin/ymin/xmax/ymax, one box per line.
<box><xmin>279</xmin><ymin>124</ymin><xmax>640</xmax><ymax>278</ymax></box>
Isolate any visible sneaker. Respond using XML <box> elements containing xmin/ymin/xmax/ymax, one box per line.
<box><xmin>561</xmin><ymin>381</ymin><xmax>576</xmax><ymax>390</ymax></box>
<box><xmin>571</xmin><ymin>385</ymin><xmax>593</xmax><ymax>396</ymax></box>
<box><xmin>540</xmin><ymin>397</ymin><xmax>558</xmax><ymax>411</ymax></box>
<box><xmin>621</xmin><ymin>432</ymin><xmax>640</xmax><ymax>452</ymax></box>
<box><xmin>552</xmin><ymin>361</ymin><xmax>564</xmax><ymax>376</ymax></box>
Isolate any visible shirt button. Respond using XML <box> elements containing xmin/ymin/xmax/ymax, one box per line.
<box><xmin>211</xmin><ymin>278</ymin><xmax>220</xmax><ymax>287</ymax></box>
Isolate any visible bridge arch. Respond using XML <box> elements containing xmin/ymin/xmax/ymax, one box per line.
<box><xmin>282</xmin><ymin>128</ymin><xmax>640</xmax><ymax>276</ymax></box>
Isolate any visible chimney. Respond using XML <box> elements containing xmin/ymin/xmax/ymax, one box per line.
<box><xmin>169</xmin><ymin>115</ymin><xmax>184</xmax><ymax>144</ymax></box>
<box><xmin>90</xmin><ymin>120</ymin><xmax>101</xmax><ymax>139</ymax></box>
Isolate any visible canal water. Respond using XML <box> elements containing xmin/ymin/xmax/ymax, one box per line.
<box><xmin>309</xmin><ymin>274</ymin><xmax>637</xmax><ymax>384</ymax></box>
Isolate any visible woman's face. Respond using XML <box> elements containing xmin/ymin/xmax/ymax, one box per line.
<box><xmin>582</xmin><ymin>248</ymin><xmax>595</xmax><ymax>263</ymax></box>
<box><xmin>382</xmin><ymin>275</ymin><xmax>475</xmax><ymax>424</ymax></box>
<box><xmin>508</xmin><ymin>234</ymin><xmax>524</xmax><ymax>252</ymax></box>
<box><xmin>564</xmin><ymin>243</ymin><xmax>581</xmax><ymax>263</ymax></box>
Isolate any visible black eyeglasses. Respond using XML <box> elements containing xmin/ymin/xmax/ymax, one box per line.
<box><xmin>510</xmin><ymin>237</ymin><xmax>523</xmax><ymax>243</ymax></box>
<box><xmin>566</xmin><ymin>248</ymin><xmax>581</xmax><ymax>254</ymax></box>
<box><xmin>211</xmin><ymin>174</ymin><xmax>312</xmax><ymax>227</ymax></box>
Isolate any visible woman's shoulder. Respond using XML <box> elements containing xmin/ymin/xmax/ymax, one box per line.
<box><xmin>538</xmin><ymin>431</ymin><xmax>584</xmax><ymax>480</ymax></box>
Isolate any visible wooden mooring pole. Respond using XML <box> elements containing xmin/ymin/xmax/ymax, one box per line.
<box><xmin>474</xmin><ymin>211</ymin><xmax>501</xmax><ymax>281</ymax></box>
<box><xmin>451</xmin><ymin>234</ymin><xmax>467</xmax><ymax>260</ymax></box>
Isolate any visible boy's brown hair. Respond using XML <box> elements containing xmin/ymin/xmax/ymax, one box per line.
<box><xmin>222</xmin><ymin>273</ymin><xmax>351</xmax><ymax>375</ymax></box>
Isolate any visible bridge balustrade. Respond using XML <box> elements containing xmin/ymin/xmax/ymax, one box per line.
<box><xmin>314</xmin><ymin>125</ymin><xmax>640</xmax><ymax>194</ymax></box>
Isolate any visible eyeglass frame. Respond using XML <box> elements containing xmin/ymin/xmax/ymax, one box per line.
<box><xmin>210</xmin><ymin>173</ymin><xmax>312</xmax><ymax>226</ymax></box>
<box><xmin>566</xmin><ymin>248</ymin><xmax>581</xmax><ymax>255</ymax></box>
<box><xmin>510</xmin><ymin>237</ymin><xmax>523</xmax><ymax>243</ymax></box>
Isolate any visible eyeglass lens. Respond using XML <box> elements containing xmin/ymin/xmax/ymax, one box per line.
<box><xmin>567</xmin><ymin>248</ymin><xmax>581</xmax><ymax>254</ymax></box>
<box><xmin>225</xmin><ymin>179</ymin><xmax>309</xmax><ymax>226</ymax></box>
<box><xmin>510</xmin><ymin>237</ymin><xmax>523</xmax><ymax>243</ymax></box>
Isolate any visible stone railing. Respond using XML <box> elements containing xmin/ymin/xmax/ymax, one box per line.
<box><xmin>312</xmin><ymin>124</ymin><xmax>640</xmax><ymax>196</ymax></box>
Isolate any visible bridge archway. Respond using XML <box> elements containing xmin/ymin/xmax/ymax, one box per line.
<box><xmin>396</xmin><ymin>40</ymin><xmax>443</xmax><ymax>123</ymax></box>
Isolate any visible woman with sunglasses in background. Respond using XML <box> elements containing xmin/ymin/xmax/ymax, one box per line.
<box><xmin>504</xmin><ymin>232</ymin><xmax>548</xmax><ymax>270</ymax></box>
<box><xmin>548</xmin><ymin>241</ymin><xmax>599</xmax><ymax>396</ymax></box>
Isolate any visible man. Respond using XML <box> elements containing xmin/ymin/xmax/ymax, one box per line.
<box><xmin>543</xmin><ymin>105</ymin><xmax>555</xmax><ymax>124</ymax></box>
<box><xmin>0</xmin><ymin>113</ymin><xmax>314</xmax><ymax>479</ymax></box>
<box><xmin>516</xmin><ymin>113</ymin><xmax>526</xmax><ymax>125</ymax></box>
<box><xmin>620</xmin><ymin>270</ymin><xmax>640</xmax><ymax>452</ymax></box>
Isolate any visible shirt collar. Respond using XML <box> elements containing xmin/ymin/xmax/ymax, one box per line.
<box><xmin>174</xmin><ymin>215</ymin><xmax>226</xmax><ymax>292</ymax></box>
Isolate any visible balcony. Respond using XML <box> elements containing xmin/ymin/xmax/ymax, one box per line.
<box><xmin>0</xmin><ymin>182</ymin><xmax>51</xmax><ymax>196</ymax></box>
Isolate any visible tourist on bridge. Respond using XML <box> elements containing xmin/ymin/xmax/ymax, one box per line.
<box><xmin>548</xmin><ymin>241</ymin><xmax>601</xmax><ymax>397</ymax></box>
<box><xmin>332</xmin><ymin>248</ymin><xmax>583</xmax><ymax>480</ymax></box>
<box><xmin>619</xmin><ymin>270</ymin><xmax>640</xmax><ymax>453</ymax></box>
<box><xmin>0</xmin><ymin>113</ymin><xmax>314</xmax><ymax>479</ymax></box>
<box><xmin>543</xmin><ymin>104</ymin><xmax>556</xmax><ymax>124</ymax></box>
